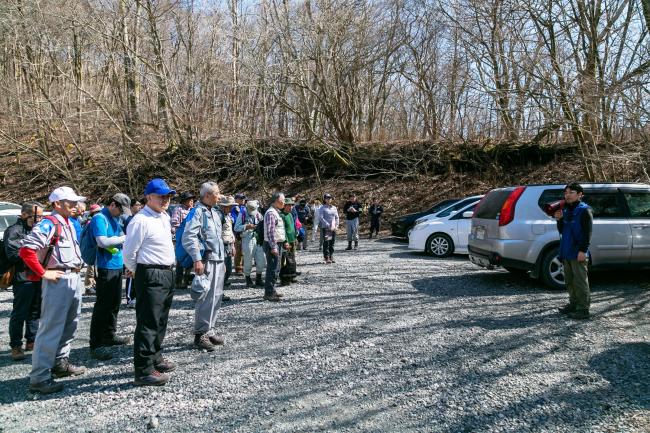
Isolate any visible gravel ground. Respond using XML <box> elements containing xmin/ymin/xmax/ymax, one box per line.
<box><xmin>0</xmin><ymin>238</ymin><xmax>648</xmax><ymax>433</ymax></box>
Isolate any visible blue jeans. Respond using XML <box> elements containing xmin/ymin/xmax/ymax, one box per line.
<box><xmin>9</xmin><ymin>281</ymin><xmax>42</xmax><ymax>348</ymax></box>
<box><xmin>263</xmin><ymin>242</ymin><xmax>282</xmax><ymax>296</ymax></box>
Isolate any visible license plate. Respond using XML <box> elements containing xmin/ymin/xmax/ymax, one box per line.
<box><xmin>475</xmin><ymin>227</ymin><xmax>486</xmax><ymax>240</ymax></box>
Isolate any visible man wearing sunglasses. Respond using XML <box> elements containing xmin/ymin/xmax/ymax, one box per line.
<box><xmin>4</xmin><ymin>202</ymin><xmax>44</xmax><ymax>361</ymax></box>
<box><xmin>88</xmin><ymin>193</ymin><xmax>132</xmax><ymax>360</ymax></box>
<box><xmin>19</xmin><ymin>186</ymin><xmax>87</xmax><ymax>394</ymax></box>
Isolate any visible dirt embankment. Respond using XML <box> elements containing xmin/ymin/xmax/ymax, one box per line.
<box><xmin>1</xmin><ymin>132</ymin><xmax>648</xmax><ymax>223</ymax></box>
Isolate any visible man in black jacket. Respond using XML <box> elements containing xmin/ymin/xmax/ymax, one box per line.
<box><xmin>343</xmin><ymin>194</ymin><xmax>363</xmax><ymax>250</ymax></box>
<box><xmin>4</xmin><ymin>202</ymin><xmax>44</xmax><ymax>361</ymax></box>
<box><xmin>368</xmin><ymin>199</ymin><xmax>383</xmax><ymax>239</ymax></box>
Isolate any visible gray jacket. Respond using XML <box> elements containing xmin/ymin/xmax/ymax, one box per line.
<box><xmin>20</xmin><ymin>212</ymin><xmax>83</xmax><ymax>270</ymax></box>
<box><xmin>319</xmin><ymin>205</ymin><xmax>339</xmax><ymax>230</ymax></box>
<box><xmin>234</xmin><ymin>210</ymin><xmax>262</xmax><ymax>242</ymax></box>
<box><xmin>181</xmin><ymin>202</ymin><xmax>224</xmax><ymax>263</ymax></box>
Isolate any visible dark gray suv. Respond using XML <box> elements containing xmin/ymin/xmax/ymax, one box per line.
<box><xmin>468</xmin><ymin>183</ymin><xmax>650</xmax><ymax>289</ymax></box>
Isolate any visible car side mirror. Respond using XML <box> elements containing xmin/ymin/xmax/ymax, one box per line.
<box><xmin>449</xmin><ymin>210</ymin><xmax>458</xmax><ymax>216</ymax></box>
<box><xmin>462</xmin><ymin>211</ymin><xmax>474</xmax><ymax>218</ymax></box>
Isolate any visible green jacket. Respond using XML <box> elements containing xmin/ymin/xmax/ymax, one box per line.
<box><xmin>281</xmin><ymin>211</ymin><xmax>297</xmax><ymax>243</ymax></box>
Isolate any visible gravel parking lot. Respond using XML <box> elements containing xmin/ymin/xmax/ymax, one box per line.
<box><xmin>0</xmin><ymin>238</ymin><xmax>648</xmax><ymax>433</ymax></box>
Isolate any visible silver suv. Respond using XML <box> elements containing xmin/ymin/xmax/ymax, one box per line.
<box><xmin>468</xmin><ymin>183</ymin><xmax>650</xmax><ymax>289</ymax></box>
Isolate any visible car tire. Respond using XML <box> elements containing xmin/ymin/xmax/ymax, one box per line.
<box><xmin>426</xmin><ymin>233</ymin><xmax>454</xmax><ymax>258</ymax></box>
<box><xmin>540</xmin><ymin>246</ymin><xmax>565</xmax><ymax>290</ymax></box>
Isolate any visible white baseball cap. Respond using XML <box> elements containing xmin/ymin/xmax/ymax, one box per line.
<box><xmin>48</xmin><ymin>186</ymin><xmax>86</xmax><ymax>203</ymax></box>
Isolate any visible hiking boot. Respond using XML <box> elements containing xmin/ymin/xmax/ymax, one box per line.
<box><xmin>222</xmin><ymin>295</ymin><xmax>232</xmax><ymax>302</ymax></box>
<box><xmin>208</xmin><ymin>334</ymin><xmax>225</xmax><ymax>346</ymax></box>
<box><xmin>134</xmin><ymin>371</ymin><xmax>169</xmax><ymax>387</ymax></box>
<box><xmin>103</xmin><ymin>336</ymin><xmax>131</xmax><ymax>346</ymax></box>
<box><xmin>52</xmin><ymin>359</ymin><xmax>86</xmax><ymax>378</ymax></box>
<box><xmin>324</xmin><ymin>257</ymin><xmax>330</xmax><ymax>264</ymax></box>
<box><xmin>25</xmin><ymin>341</ymin><xmax>35</xmax><ymax>352</ymax></box>
<box><xmin>291</xmin><ymin>278</ymin><xmax>298</xmax><ymax>283</ymax></box>
<box><xmin>194</xmin><ymin>333</ymin><xmax>216</xmax><ymax>352</ymax></box>
<box><xmin>90</xmin><ymin>347</ymin><xmax>113</xmax><ymax>360</ymax></box>
<box><xmin>126</xmin><ymin>299</ymin><xmax>136</xmax><ymax>309</ymax></box>
<box><xmin>279</xmin><ymin>280</ymin><xmax>291</xmax><ymax>287</ymax></box>
<box><xmin>568</xmin><ymin>310</ymin><xmax>590</xmax><ymax>320</ymax></box>
<box><xmin>330</xmin><ymin>258</ymin><xmax>336</xmax><ymax>263</ymax></box>
<box><xmin>558</xmin><ymin>303</ymin><xmax>576</xmax><ymax>315</ymax></box>
<box><xmin>11</xmin><ymin>346</ymin><xmax>26</xmax><ymax>361</ymax></box>
<box><xmin>29</xmin><ymin>379</ymin><xmax>64</xmax><ymax>394</ymax></box>
<box><xmin>263</xmin><ymin>293</ymin><xmax>281</xmax><ymax>302</ymax></box>
<box><xmin>154</xmin><ymin>358</ymin><xmax>177</xmax><ymax>373</ymax></box>
<box><xmin>354</xmin><ymin>241</ymin><xmax>358</xmax><ymax>250</ymax></box>
<box><xmin>255</xmin><ymin>274</ymin><xmax>264</xmax><ymax>287</ymax></box>
<box><xmin>345</xmin><ymin>242</ymin><xmax>352</xmax><ymax>251</ymax></box>
<box><xmin>246</xmin><ymin>276</ymin><xmax>255</xmax><ymax>288</ymax></box>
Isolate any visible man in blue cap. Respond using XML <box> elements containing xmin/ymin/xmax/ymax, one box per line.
<box><xmin>123</xmin><ymin>178</ymin><xmax>177</xmax><ymax>386</ymax></box>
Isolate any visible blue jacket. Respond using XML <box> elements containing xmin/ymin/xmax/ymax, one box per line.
<box><xmin>558</xmin><ymin>201</ymin><xmax>592</xmax><ymax>261</ymax></box>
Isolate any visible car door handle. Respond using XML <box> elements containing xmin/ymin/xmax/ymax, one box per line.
<box><xmin>632</xmin><ymin>225</ymin><xmax>650</xmax><ymax>229</ymax></box>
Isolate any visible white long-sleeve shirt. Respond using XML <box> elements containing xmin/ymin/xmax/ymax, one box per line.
<box><xmin>123</xmin><ymin>205</ymin><xmax>175</xmax><ymax>272</ymax></box>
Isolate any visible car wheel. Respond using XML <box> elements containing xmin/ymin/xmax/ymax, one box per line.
<box><xmin>540</xmin><ymin>247</ymin><xmax>565</xmax><ymax>290</ymax></box>
<box><xmin>426</xmin><ymin>233</ymin><xmax>454</xmax><ymax>257</ymax></box>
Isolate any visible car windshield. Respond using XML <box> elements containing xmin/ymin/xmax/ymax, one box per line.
<box><xmin>428</xmin><ymin>199</ymin><xmax>459</xmax><ymax>214</ymax></box>
<box><xmin>436</xmin><ymin>197</ymin><xmax>479</xmax><ymax>218</ymax></box>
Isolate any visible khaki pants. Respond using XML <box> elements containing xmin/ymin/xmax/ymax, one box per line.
<box><xmin>563</xmin><ymin>259</ymin><xmax>590</xmax><ymax>312</ymax></box>
<box><xmin>234</xmin><ymin>238</ymin><xmax>243</xmax><ymax>273</ymax></box>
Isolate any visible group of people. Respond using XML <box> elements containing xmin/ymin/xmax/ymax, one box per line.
<box><xmin>2</xmin><ymin>179</ymin><xmax>385</xmax><ymax>394</ymax></box>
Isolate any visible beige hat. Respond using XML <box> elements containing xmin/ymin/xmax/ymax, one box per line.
<box><xmin>218</xmin><ymin>195</ymin><xmax>237</xmax><ymax>207</ymax></box>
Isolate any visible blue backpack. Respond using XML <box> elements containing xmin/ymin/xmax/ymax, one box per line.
<box><xmin>175</xmin><ymin>207</ymin><xmax>207</xmax><ymax>269</ymax></box>
<box><xmin>79</xmin><ymin>220</ymin><xmax>98</xmax><ymax>266</ymax></box>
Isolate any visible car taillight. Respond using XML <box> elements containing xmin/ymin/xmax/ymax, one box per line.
<box><xmin>499</xmin><ymin>186</ymin><xmax>526</xmax><ymax>226</ymax></box>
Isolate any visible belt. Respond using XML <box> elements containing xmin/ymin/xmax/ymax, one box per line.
<box><xmin>136</xmin><ymin>264</ymin><xmax>174</xmax><ymax>271</ymax></box>
<box><xmin>48</xmin><ymin>268</ymin><xmax>81</xmax><ymax>274</ymax></box>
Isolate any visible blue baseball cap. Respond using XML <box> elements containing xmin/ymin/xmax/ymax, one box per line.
<box><xmin>144</xmin><ymin>178</ymin><xmax>176</xmax><ymax>196</ymax></box>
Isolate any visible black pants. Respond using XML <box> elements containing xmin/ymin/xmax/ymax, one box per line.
<box><xmin>175</xmin><ymin>260</ymin><xmax>191</xmax><ymax>288</ymax></box>
<box><xmin>9</xmin><ymin>281</ymin><xmax>41</xmax><ymax>348</ymax></box>
<box><xmin>89</xmin><ymin>268</ymin><xmax>123</xmax><ymax>349</ymax></box>
<box><xmin>133</xmin><ymin>265</ymin><xmax>174</xmax><ymax>377</ymax></box>
<box><xmin>224</xmin><ymin>243</ymin><xmax>233</xmax><ymax>283</ymax></box>
<box><xmin>370</xmin><ymin>218</ymin><xmax>381</xmax><ymax>235</ymax></box>
<box><xmin>264</xmin><ymin>242</ymin><xmax>282</xmax><ymax>296</ymax></box>
<box><xmin>322</xmin><ymin>229</ymin><xmax>336</xmax><ymax>259</ymax></box>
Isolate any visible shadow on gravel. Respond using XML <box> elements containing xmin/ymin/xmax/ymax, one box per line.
<box><xmin>589</xmin><ymin>342</ymin><xmax>650</xmax><ymax>409</ymax></box>
<box><xmin>0</xmin><ymin>370</ymin><xmax>134</xmax><ymax>404</ymax></box>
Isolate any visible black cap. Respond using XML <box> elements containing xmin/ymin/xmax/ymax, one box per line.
<box><xmin>179</xmin><ymin>191</ymin><xmax>195</xmax><ymax>202</ymax></box>
<box><xmin>235</xmin><ymin>193</ymin><xmax>247</xmax><ymax>200</ymax></box>
<box><xmin>323</xmin><ymin>193</ymin><xmax>332</xmax><ymax>200</ymax></box>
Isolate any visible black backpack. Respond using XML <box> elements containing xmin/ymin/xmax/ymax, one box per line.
<box><xmin>0</xmin><ymin>233</ymin><xmax>11</xmax><ymax>275</ymax></box>
<box><xmin>255</xmin><ymin>216</ymin><xmax>265</xmax><ymax>246</ymax></box>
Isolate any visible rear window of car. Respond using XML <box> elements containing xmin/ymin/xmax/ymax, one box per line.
<box><xmin>537</xmin><ymin>189</ymin><xmax>564</xmax><ymax>210</ymax></box>
<box><xmin>474</xmin><ymin>189</ymin><xmax>513</xmax><ymax>219</ymax></box>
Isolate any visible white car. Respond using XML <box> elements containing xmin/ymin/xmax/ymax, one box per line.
<box><xmin>408</xmin><ymin>201</ymin><xmax>480</xmax><ymax>257</ymax></box>
<box><xmin>413</xmin><ymin>195</ymin><xmax>484</xmax><ymax>226</ymax></box>
<box><xmin>0</xmin><ymin>209</ymin><xmax>21</xmax><ymax>240</ymax></box>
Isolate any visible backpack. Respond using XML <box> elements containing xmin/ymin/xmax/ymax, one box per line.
<box><xmin>0</xmin><ymin>232</ymin><xmax>11</xmax><ymax>276</ymax></box>
<box><xmin>175</xmin><ymin>207</ymin><xmax>207</xmax><ymax>269</ymax></box>
<box><xmin>23</xmin><ymin>216</ymin><xmax>62</xmax><ymax>282</ymax></box>
<box><xmin>79</xmin><ymin>219</ymin><xmax>98</xmax><ymax>266</ymax></box>
<box><xmin>255</xmin><ymin>215</ymin><xmax>265</xmax><ymax>246</ymax></box>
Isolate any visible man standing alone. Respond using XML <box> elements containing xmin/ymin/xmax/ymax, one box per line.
<box><xmin>343</xmin><ymin>194</ymin><xmax>362</xmax><ymax>250</ymax></box>
<box><xmin>554</xmin><ymin>182</ymin><xmax>593</xmax><ymax>320</ymax></box>
<box><xmin>123</xmin><ymin>179</ymin><xmax>177</xmax><ymax>386</ymax></box>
